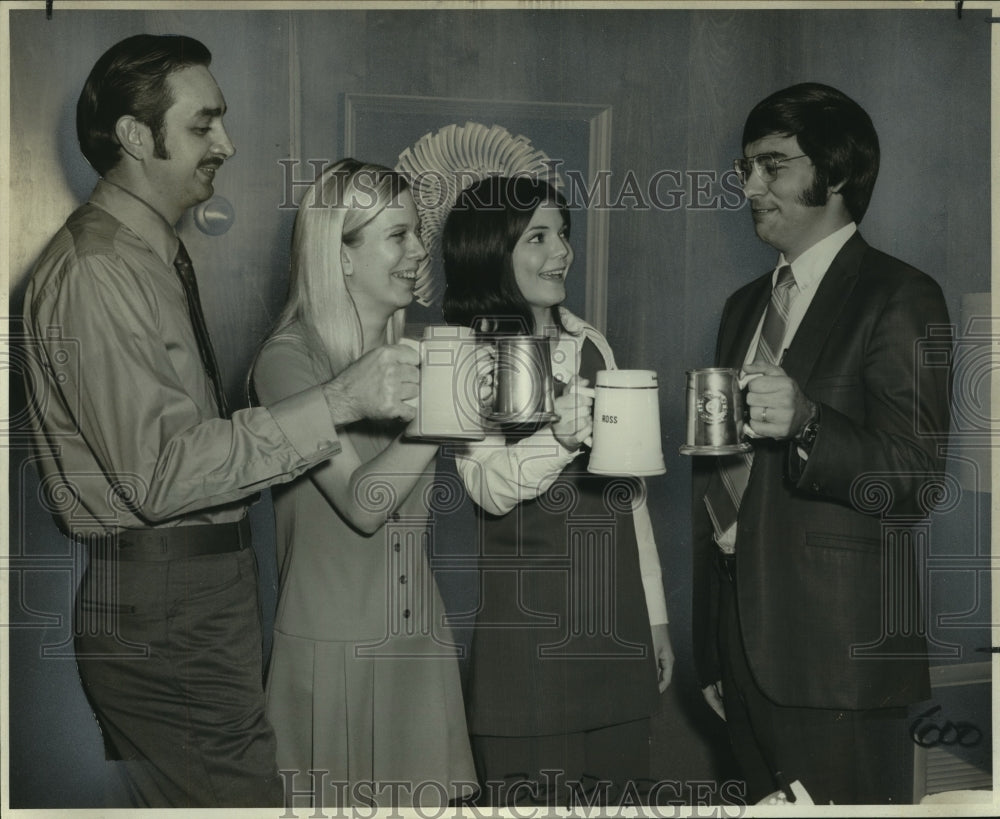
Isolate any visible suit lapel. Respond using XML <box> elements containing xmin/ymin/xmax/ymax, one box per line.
<box><xmin>781</xmin><ymin>231</ymin><xmax>868</xmax><ymax>384</ymax></box>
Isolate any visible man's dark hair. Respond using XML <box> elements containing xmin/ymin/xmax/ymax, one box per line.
<box><xmin>742</xmin><ymin>82</ymin><xmax>880</xmax><ymax>222</ymax></box>
<box><xmin>77</xmin><ymin>34</ymin><xmax>212</xmax><ymax>176</ymax></box>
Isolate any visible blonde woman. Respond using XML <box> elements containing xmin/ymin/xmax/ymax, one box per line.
<box><xmin>253</xmin><ymin>159</ymin><xmax>476</xmax><ymax>808</ymax></box>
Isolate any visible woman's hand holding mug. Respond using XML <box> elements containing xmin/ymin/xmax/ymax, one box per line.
<box><xmin>552</xmin><ymin>375</ymin><xmax>593</xmax><ymax>452</ymax></box>
<box><xmin>474</xmin><ymin>343</ymin><xmax>496</xmax><ymax>408</ymax></box>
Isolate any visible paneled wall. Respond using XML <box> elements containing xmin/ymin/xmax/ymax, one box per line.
<box><xmin>6</xmin><ymin>5</ymin><xmax>991</xmax><ymax>808</ymax></box>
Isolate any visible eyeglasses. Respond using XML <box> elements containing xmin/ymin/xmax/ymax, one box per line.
<box><xmin>732</xmin><ymin>153</ymin><xmax>809</xmax><ymax>185</ymax></box>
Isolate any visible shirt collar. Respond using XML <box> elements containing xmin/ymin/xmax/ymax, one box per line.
<box><xmin>777</xmin><ymin>221</ymin><xmax>857</xmax><ymax>292</ymax></box>
<box><xmin>557</xmin><ymin>306</ymin><xmax>588</xmax><ymax>335</ymax></box>
<box><xmin>89</xmin><ymin>179</ymin><xmax>180</xmax><ymax>266</ymax></box>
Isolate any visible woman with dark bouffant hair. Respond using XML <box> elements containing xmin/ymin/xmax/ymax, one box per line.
<box><xmin>441</xmin><ymin>175</ymin><xmax>673</xmax><ymax>807</ymax></box>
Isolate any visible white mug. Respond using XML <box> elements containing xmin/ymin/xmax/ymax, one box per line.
<box><xmin>404</xmin><ymin>326</ymin><xmax>486</xmax><ymax>440</ymax></box>
<box><xmin>578</xmin><ymin>369</ymin><xmax>666</xmax><ymax>476</ymax></box>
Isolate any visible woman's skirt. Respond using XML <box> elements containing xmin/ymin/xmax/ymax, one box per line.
<box><xmin>266</xmin><ymin>630</ymin><xmax>478</xmax><ymax>808</ymax></box>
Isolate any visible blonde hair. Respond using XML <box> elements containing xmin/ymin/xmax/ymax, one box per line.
<box><xmin>273</xmin><ymin>158</ymin><xmax>410</xmax><ymax>375</ymax></box>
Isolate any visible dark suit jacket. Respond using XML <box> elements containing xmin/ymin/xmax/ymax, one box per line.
<box><xmin>692</xmin><ymin>232</ymin><xmax>951</xmax><ymax>710</ymax></box>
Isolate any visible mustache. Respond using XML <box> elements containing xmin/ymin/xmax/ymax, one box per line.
<box><xmin>199</xmin><ymin>157</ymin><xmax>225</xmax><ymax>170</ymax></box>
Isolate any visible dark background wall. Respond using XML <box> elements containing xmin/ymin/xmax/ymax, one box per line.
<box><xmin>5</xmin><ymin>5</ymin><xmax>992</xmax><ymax>809</ymax></box>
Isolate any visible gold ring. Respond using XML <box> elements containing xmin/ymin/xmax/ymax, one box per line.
<box><xmin>761</xmin><ymin>406</ymin><xmax>768</xmax><ymax>423</ymax></box>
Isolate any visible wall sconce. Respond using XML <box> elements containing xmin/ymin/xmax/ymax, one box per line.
<box><xmin>193</xmin><ymin>196</ymin><xmax>235</xmax><ymax>236</ymax></box>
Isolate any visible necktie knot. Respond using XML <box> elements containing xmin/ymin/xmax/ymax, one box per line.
<box><xmin>775</xmin><ymin>264</ymin><xmax>796</xmax><ymax>293</ymax></box>
<box><xmin>174</xmin><ymin>241</ymin><xmax>195</xmax><ymax>284</ymax></box>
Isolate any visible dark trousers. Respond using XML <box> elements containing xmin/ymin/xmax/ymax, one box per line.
<box><xmin>717</xmin><ymin>562</ymin><xmax>913</xmax><ymax>805</ymax></box>
<box><xmin>74</xmin><ymin>545</ymin><xmax>283</xmax><ymax>807</ymax></box>
<box><xmin>471</xmin><ymin>718</ymin><xmax>651</xmax><ymax>807</ymax></box>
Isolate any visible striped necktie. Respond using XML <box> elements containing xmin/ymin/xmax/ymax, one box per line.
<box><xmin>703</xmin><ymin>265</ymin><xmax>797</xmax><ymax>547</ymax></box>
<box><xmin>173</xmin><ymin>240</ymin><xmax>229</xmax><ymax>418</ymax></box>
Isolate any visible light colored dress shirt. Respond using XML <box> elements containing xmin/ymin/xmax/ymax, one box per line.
<box><xmin>454</xmin><ymin>307</ymin><xmax>669</xmax><ymax>625</ymax></box>
<box><xmin>23</xmin><ymin>180</ymin><xmax>342</xmax><ymax>535</ymax></box>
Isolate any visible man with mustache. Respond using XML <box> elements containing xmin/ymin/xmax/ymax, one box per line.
<box><xmin>692</xmin><ymin>83</ymin><xmax>951</xmax><ymax>804</ymax></box>
<box><xmin>22</xmin><ymin>34</ymin><xmax>419</xmax><ymax>808</ymax></box>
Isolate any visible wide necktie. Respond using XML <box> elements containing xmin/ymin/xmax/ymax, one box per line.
<box><xmin>173</xmin><ymin>240</ymin><xmax>229</xmax><ymax>418</ymax></box>
<box><xmin>703</xmin><ymin>265</ymin><xmax>797</xmax><ymax>547</ymax></box>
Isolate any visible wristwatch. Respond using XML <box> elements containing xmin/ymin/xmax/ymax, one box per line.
<box><xmin>795</xmin><ymin>402</ymin><xmax>820</xmax><ymax>451</ymax></box>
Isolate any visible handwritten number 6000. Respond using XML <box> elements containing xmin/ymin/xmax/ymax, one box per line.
<box><xmin>910</xmin><ymin>705</ymin><xmax>982</xmax><ymax>748</ymax></box>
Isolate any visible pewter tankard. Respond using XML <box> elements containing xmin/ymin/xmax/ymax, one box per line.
<box><xmin>488</xmin><ymin>335</ymin><xmax>557</xmax><ymax>425</ymax></box>
<box><xmin>680</xmin><ymin>367</ymin><xmax>751</xmax><ymax>455</ymax></box>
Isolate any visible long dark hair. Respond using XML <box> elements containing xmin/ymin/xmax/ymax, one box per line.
<box><xmin>442</xmin><ymin>175</ymin><xmax>571</xmax><ymax>335</ymax></box>
<box><xmin>77</xmin><ymin>34</ymin><xmax>212</xmax><ymax>176</ymax></box>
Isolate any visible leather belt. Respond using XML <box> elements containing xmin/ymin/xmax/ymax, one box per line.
<box><xmin>82</xmin><ymin>519</ymin><xmax>251</xmax><ymax>562</ymax></box>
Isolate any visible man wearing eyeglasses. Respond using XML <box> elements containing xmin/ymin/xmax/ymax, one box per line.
<box><xmin>692</xmin><ymin>83</ymin><xmax>951</xmax><ymax>804</ymax></box>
